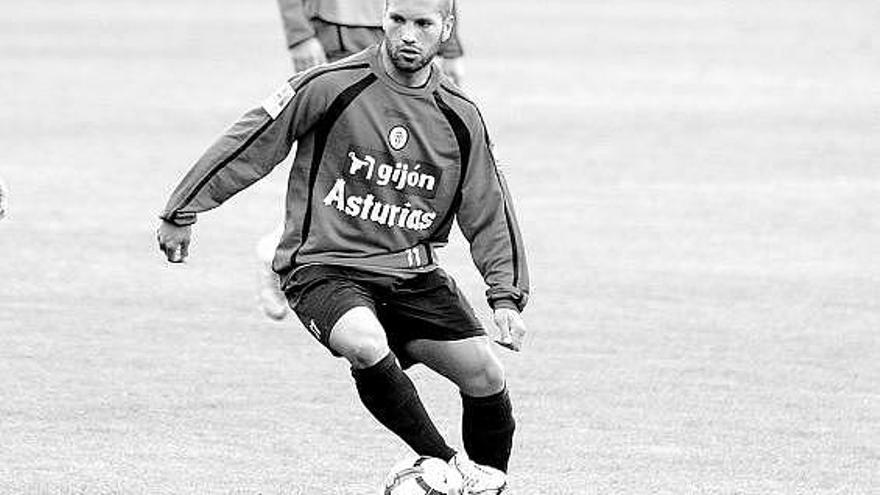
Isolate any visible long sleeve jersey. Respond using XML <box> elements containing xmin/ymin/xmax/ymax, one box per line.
<box><xmin>276</xmin><ymin>0</ymin><xmax>463</xmax><ymax>58</ymax></box>
<box><xmin>160</xmin><ymin>46</ymin><xmax>528</xmax><ymax>311</ymax></box>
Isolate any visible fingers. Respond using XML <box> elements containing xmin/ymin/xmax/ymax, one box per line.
<box><xmin>157</xmin><ymin>239</ymin><xmax>183</xmax><ymax>263</ymax></box>
<box><xmin>292</xmin><ymin>56</ymin><xmax>318</xmax><ymax>72</ymax></box>
<box><xmin>156</xmin><ymin>231</ymin><xmax>166</xmax><ymax>255</ymax></box>
<box><xmin>314</xmin><ymin>49</ymin><xmax>328</xmax><ymax>66</ymax></box>
<box><xmin>493</xmin><ymin>308</ymin><xmax>525</xmax><ymax>352</ymax></box>
<box><xmin>508</xmin><ymin>316</ymin><xmax>527</xmax><ymax>351</ymax></box>
<box><xmin>156</xmin><ymin>226</ymin><xmax>189</xmax><ymax>263</ymax></box>
<box><xmin>163</xmin><ymin>237</ymin><xmax>188</xmax><ymax>263</ymax></box>
<box><xmin>494</xmin><ymin>319</ymin><xmax>514</xmax><ymax>350</ymax></box>
<box><xmin>167</xmin><ymin>243</ymin><xmax>185</xmax><ymax>263</ymax></box>
<box><xmin>290</xmin><ymin>38</ymin><xmax>327</xmax><ymax>72</ymax></box>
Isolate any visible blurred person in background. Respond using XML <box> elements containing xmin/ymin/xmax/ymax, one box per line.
<box><xmin>258</xmin><ymin>0</ymin><xmax>466</xmax><ymax>319</ymax></box>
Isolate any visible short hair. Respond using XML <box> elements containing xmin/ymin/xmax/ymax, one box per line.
<box><xmin>385</xmin><ymin>0</ymin><xmax>455</xmax><ymax>18</ymax></box>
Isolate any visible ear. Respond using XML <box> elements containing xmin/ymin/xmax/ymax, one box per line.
<box><xmin>441</xmin><ymin>15</ymin><xmax>454</xmax><ymax>43</ymax></box>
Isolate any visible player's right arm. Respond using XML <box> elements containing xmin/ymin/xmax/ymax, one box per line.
<box><xmin>157</xmin><ymin>72</ymin><xmax>331</xmax><ymax>262</ymax></box>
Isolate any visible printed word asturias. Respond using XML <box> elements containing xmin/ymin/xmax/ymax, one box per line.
<box><xmin>323</xmin><ymin>179</ymin><xmax>437</xmax><ymax>231</ymax></box>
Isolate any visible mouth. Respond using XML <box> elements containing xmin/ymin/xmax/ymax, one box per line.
<box><xmin>398</xmin><ymin>47</ymin><xmax>421</xmax><ymax>59</ymax></box>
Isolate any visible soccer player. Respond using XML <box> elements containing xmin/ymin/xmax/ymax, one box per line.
<box><xmin>258</xmin><ymin>0</ymin><xmax>466</xmax><ymax>319</ymax></box>
<box><xmin>156</xmin><ymin>0</ymin><xmax>528</xmax><ymax>492</ymax></box>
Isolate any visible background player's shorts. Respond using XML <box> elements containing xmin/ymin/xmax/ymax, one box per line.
<box><xmin>285</xmin><ymin>265</ymin><xmax>486</xmax><ymax>368</ymax></box>
<box><xmin>311</xmin><ymin>19</ymin><xmax>383</xmax><ymax>62</ymax></box>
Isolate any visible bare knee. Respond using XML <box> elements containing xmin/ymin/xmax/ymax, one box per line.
<box><xmin>342</xmin><ymin>334</ymin><xmax>389</xmax><ymax>368</ymax></box>
<box><xmin>327</xmin><ymin>307</ymin><xmax>390</xmax><ymax>369</ymax></box>
<box><xmin>458</xmin><ymin>349</ymin><xmax>506</xmax><ymax>397</ymax></box>
<box><xmin>407</xmin><ymin>337</ymin><xmax>508</xmax><ymax>396</ymax></box>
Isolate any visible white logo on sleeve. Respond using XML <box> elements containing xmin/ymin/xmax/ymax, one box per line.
<box><xmin>261</xmin><ymin>81</ymin><xmax>296</xmax><ymax>119</ymax></box>
<box><xmin>388</xmin><ymin>125</ymin><xmax>409</xmax><ymax>150</ymax></box>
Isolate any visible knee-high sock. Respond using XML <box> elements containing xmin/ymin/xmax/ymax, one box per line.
<box><xmin>352</xmin><ymin>352</ymin><xmax>456</xmax><ymax>461</ymax></box>
<box><xmin>461</xmin><ymin>387</ymin><xmax>515</xmax><ymax>472</ymax></box>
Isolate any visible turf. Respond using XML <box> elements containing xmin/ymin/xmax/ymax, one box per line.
<box><xmin>0</xmin><ymin>0</ymin><xmax>877</xmax><ymax>493</ymax></box>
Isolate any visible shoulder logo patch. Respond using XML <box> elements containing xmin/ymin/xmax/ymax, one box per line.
<box><xmin>261</xmin><ymin>81</ymin><xmax>296</xmax><ymax>120</ymax></box>
<box><xmin>388</xmin><ymin>125</ymin><xmax>409</xmax><ymax>151</ymax></box>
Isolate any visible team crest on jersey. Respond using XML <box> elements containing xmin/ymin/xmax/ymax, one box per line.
<box><xmin>388</xmin><ymin>125</ymin><xmax>409</xmax><ymax>151</ymax></box>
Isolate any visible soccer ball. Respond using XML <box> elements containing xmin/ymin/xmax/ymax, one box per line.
<box><xmin>381</xmin><ymin>455</ymin><xmax>464</xmax><ymax>495</ymax></box>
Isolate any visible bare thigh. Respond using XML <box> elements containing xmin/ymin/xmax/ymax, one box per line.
<box><xmin>328</xmin><ymin>306</ymin><xmax>390</xmax><ymax>369</ymax></box>
<box><xmin>405</xmin><ymin>336</ymin><xmax>506</xmax><ymax>397</ymax></box>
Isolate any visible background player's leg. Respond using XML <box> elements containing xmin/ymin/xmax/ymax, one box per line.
<box><xmin>331</xmin><ymin>308</ymin><xmax>456</xmax><ymax>460</ymax></box>
<box><xmin>255</xmin><ymin>223</ymin><xmax>288</xmax><ymax>320</ymax></box>
<box><xmin>405</xmin><ymin>337</ymin><xmax>515</xmax><ymax>472</ymax></box>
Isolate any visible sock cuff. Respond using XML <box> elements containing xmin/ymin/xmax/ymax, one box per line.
<box><xmin>351</xmin><ymin>351</ymin><xmax>397</xmax><ymax>379</ymax></box>
<box><xmin>461</xmin><ymin>385</ymin><xmax>510</xmax><ymax>407</ymax></box>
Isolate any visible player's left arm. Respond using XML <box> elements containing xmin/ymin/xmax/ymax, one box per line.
<box><xmin>454</xmin><ymin>114</ymin><xmax>531</xmax><ymax>350</ymax></box>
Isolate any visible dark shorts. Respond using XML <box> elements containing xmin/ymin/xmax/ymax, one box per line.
<box><xmin>285</xmin><ymin>265</ymin><xmax>486</xmax><ymax>368</ymax></box>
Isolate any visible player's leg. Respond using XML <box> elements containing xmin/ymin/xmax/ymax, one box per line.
<box><xmin>332</xmin><ymin>308</ymin><xmax>458</xmax><ymax>460</ymax></box>
<box><xmin>406</xmin><ymin>337</ymin><xmax>515</xmax><ymax>473</ymax></box>
<box><xmin>255</xmin><ymin>223</ymin><xmax>289</xmax><ymax>320</ymax></box>
<box><xmin>287</xmin><ymin>267</ymin><xmax>455</xmax><ymax>460</ymax></box>
<box><xmin>384</xmin><ymin>269</ymin><xmax>514</xmax><ymax>486</ymax></box>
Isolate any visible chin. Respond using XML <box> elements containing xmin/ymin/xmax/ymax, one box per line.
<box><xmin>393</xmin><ymin>58</ymin><xmax>427</xmax><ymax>73</ymax></box>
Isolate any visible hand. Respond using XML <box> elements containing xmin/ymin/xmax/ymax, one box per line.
<box><xmin>289</xmin><ymin>37</ymin><xmax>328</xmax><ymax>72</ymax></box>
<box><xmin>438</xmin><ymin>57</ymin><xmax>465</xmax><ymax>86</ymax></box>
<box><xmin>156</xmin><ymin>220</ymin><xmax>191</xmax><ymax>263</ymax></box>
<box><xmin>493</xmin><ymin>307</ymin><xmax>526</xmax><ymax>352</ymax></box>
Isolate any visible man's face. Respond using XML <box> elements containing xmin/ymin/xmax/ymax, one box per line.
<box><xmin>383</xmin><ymin>0</ymin><xmax>451</xmax><ymax>73</ymax></box>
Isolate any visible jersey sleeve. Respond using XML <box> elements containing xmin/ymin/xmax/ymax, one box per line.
<box><xmin>159</xmin><ymin>74</ymin><xmax>331</xmax><ymax>226</ymax></box>
<box><xmin>455</xmin><ymin>118</ymin><xmax>530</xmax><ymax>311</ymax></box>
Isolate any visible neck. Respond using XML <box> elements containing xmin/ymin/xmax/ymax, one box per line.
<box><xmin>380</xmin><ymin>42</ymin><xmax>433</xmax><ymax>88</ymax></box>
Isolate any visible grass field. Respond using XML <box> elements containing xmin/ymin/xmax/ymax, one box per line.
<box><xmin>1</xmin><ymin>0</ymin><xmax>878</xmax><ymax>493</ymax></box>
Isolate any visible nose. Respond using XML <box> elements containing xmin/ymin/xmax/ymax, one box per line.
<box><xmin>399</xmin><ymin>22</ymin><xmax>418</xmax><ymax>43</ymax></box>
